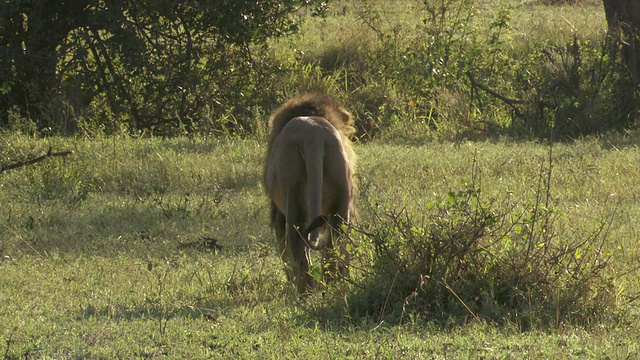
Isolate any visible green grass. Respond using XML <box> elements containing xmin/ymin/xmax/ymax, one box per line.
<box><xmin>1</xmin><ymin>132</ymin><xmax>639</xmax><ymax>358</ymax></box>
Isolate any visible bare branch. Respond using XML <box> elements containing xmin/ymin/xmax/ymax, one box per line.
<box><xmin>466</xmin><ymin>70</ymin><xmax>526</xmax><ymax>117</ymax></box>
<box><xmin>0</xmin><ymin>147</ymin><xmax>74</xmax><ymax>174</ymax></box>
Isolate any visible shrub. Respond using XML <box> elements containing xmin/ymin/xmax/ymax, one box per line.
<box><xmin>346</xmin><ymin>152</ymin><xmax>615</xmax><ymax>328</ymax></box>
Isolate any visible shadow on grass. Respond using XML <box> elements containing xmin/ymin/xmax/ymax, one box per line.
<box><xmin>4</xmin><ymin>191</ymin><xmax>269</xmax><ymax>259</ymax></box>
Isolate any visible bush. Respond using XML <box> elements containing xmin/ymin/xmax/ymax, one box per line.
<box><xmin>510</xmin><ymin>34</ymin><xmax>639</xmax><ymax>138</ymax></box>
<box><xmin>345</xmin><ymin>152</ymin><xmax>615</xmax><ymax>328</ymax></box>
<box><xmin>3</xmin><ymin>0</ymin><xmax>636</xmax><ymax>139</ymax></box>
<box><xmin>289</xmin><ymin>0</ymin><xmax>638</xmax><ymax>141</ymax></box>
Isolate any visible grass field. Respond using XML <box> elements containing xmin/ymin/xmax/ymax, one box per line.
<box><xmin>2</xmin><ymin>0</ymin><xmax>640</xmax><ymax>358</ymax></box>
<box><xmin>1</xmin><ymin>132</ymin><xmax>639</xmax><ymax>358</ymax></box>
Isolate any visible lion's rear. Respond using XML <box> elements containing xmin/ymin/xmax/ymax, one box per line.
<box><xmin>263</xmin><ymin>92</ymin><xmax>357</xmax><ymax>294</ymax></box>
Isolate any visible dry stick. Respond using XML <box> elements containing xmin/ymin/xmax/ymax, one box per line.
<box><xmin>3</xmin><ymin>328</ymin><xmax>15</xmax><ymax>359</ymax></box>
<box><xmin>0</xmin><ymin>147</ymin><xmax>74</xmax><ymax>174</ymax></box>
<box><xmin>441</xmin><ymin>279</ymin><xmax>481</xmax><ymax>324</ymax></box>
<box><xmin>466</xmin><ymin>70</ymin><xmax>526</xmax><ymax>118</ymax></box>
<box><xmin>467</xmin><ymin>70</ymin><xmax>565</xmax><ymax>121</ymax></box>
<box><xmin>378</xmin><ymin>271</ymin><xmax>399</xmax><ymax>327</ymax></box>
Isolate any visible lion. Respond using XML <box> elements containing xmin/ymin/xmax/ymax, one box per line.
<box><xmin>264</xmin><ymin>92</ymin><xmax>357</xmax><ymax>294</ymax></box>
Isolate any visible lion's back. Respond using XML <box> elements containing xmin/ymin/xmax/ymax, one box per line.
<box><xmin>267</xmin><ymin>93</ymin><xmax>355</xmax><ymax>144</ymax></box>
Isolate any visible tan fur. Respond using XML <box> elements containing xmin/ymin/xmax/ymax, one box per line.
<box><xmin>264</xmin><ymin>93</ymin><xmax>357</xmax><ymax>293</ymax></box>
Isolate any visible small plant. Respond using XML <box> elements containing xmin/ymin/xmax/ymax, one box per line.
<box><xmin>145</xmin><ymin>259</ymin><xmax>177</xmax><ymax>338</ymax></box>
<box><xmin>5</xmin><ymin>106</ymin><xmax>37</xmax><ymax>135</ymax></box>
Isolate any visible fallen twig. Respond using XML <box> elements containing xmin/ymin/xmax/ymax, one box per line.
<box><xmin>0</xmin><ymin>146</ymin><xmax>74</xmax><ymax>174</ymax></box>
<box><xmin>177</xmin><ymin>236</ymin><xmax>223</xmax><ymax>252</ymax></box>
<box><xmin>441</xmin><ymin>278</ymin><xmax>482</xmax><ymax>324</ymax></box>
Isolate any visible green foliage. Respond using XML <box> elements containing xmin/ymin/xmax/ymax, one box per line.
<box><xmin>499</xmin><ymin>33</ymin><xmax>640</xmax><ymax>138</ymax></box>
<box><xmin>345</xmin><ymin>151</ymin><xmax>617</xmax><ymax>328</ymax></box>
<box><xmin>2</xmin><ymin>0</ymin><xmax>637</xmax><ymax>139</ymax></box>
<box><xmin>273</xmin><ymin>0</ymin><xmax>637</xmax><ymax>140</ymax></box>
<box><xmin>24</xmin><ymin>158</ymin><xmax>89</xmax><ymax>209</ymax></box>
<box><xmin>0</xmin><ymin>0</ymin><xmax>328</xmax><ymax>134</ymax></box>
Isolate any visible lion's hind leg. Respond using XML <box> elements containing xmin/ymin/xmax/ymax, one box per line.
<box><xmin>284</xmin><ymin>193</ymin><xmax>315</xmax><ymax>294</ymax></box>
<box><xmin>273</xmin><ymin>207</ymin><xmax>295</xmax><ymax>283</ymax></box>
<box><xmin>287</xmin><ymin>223</ymin><xmax>314</xmax><ymax>293</ymax></box>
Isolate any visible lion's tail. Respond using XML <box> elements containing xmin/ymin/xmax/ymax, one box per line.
<box><xmin>304</xmin><ymin>140</ymin><xmax>325</xmax><ymax>249</ymax></box>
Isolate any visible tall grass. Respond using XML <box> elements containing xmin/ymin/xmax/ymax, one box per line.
<box><xmin>267</xmin><ymin>0</ymin><xmax>632</xmax><ymax>140</ymax></box>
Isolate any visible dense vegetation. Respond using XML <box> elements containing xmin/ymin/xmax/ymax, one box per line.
<box><xmin>1</xmin><ymin>0</ymin><xmax>639</xmax><ymax>139</ymax></box>
<box><xmin>1</xmin><ymin>0</ymin><xmax>328</xmax><ymax>134</ymax></box>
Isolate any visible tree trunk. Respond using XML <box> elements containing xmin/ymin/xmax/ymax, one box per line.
<box><xmin>603</xmin><ymin>0</ymin><xmax>640</xmax><ymax>81</ymax></box>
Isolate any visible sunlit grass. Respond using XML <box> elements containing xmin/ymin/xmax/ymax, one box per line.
<box><xmin>1</xmin><ymin>132</ymin><xmax>639</xmax><ymax>357</ymax></box>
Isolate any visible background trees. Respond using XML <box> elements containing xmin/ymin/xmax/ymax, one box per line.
<box><xmin>1</xmin><ymin>0</ymin><xmax>638</xmax><ymax>138</ymax></box>
<box><xmin>0</xmin><ymin>0</ymin><xmax>326</xmax><ymax>134</ymax></box>
<box><xmin>601</xmin><ymin>0</ymin><xmax>640</xmax><ymax>129</ymax></box>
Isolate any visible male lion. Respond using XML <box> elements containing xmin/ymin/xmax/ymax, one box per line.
<box><xmin>264</xmin><ymin>92</ymin><xmax>357</xmax><ymax>294</ymax></box>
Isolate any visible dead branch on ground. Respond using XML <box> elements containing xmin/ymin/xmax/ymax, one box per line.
<box><xmin>0</xmin><ymin>147</ymin><xmax>74</xmax><ymax>174</ymax></box>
